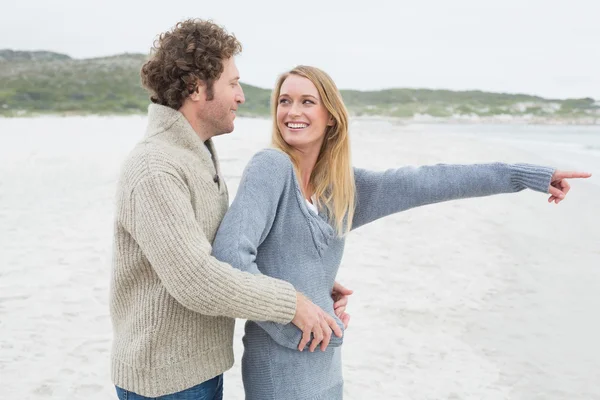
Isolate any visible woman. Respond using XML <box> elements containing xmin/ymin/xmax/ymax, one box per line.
<box><xmin>212</xmin><ymin>66</ymin><xmax>591</xmax><ymax>400</ymax></box>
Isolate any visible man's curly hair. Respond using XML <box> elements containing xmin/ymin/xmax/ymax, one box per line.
<box><xmin>140</xmin><ymin>19</ymin><xmax>242</xmax><ymax>109</ymax></box>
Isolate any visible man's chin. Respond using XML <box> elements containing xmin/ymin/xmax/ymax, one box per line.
<box><xmin>214</xmin><ymin>125</ymin><xmax>235</xmax><ymax>136</ymax></box>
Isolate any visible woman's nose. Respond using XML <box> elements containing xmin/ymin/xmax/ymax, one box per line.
<box><xmin>289</xmin><ymin>102</ymin><xmax>301</xmax><ymax>116</ymax></box>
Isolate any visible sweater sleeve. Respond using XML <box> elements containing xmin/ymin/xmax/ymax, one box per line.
<box><xmin>213</xmin><ymin>150</ymin><xmax>343</xmax><ymax>350</ymax></box>
<box><xmin>352</xmin><ymin>162</ymin><xmax>555</xmax><ymax>230</ymax></box>
<box><xmin>128</xmin><ymin>170</ymin><xmax>297</xmax><ymax>323</ymax></box>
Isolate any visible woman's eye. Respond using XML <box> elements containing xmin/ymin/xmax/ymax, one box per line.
<box><xmin>279</xmin><ymin>99</ymin><xmax>289</xmax><ymax>104</ymax></box>
<box><xmin>303</xmin><ymin>100</ymin><xmax>314</xmax><ymax>105</ymax></box>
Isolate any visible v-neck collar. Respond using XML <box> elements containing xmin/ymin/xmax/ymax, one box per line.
<box><xmin>286</xmin><ymin>157</ymin><xmax>335</xmax><ymax>255</ymax></box>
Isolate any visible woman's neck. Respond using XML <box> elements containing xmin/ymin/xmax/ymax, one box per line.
<box><xmin>296</xmin><ymin>148</ymin><xmax>320</xmax><ymax>199</ymax></box>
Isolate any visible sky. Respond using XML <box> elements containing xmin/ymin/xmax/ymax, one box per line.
<box><xmin>2</xmin><ymin>0</ymin><xmax>599</xmax><ymax>99</ymax></box>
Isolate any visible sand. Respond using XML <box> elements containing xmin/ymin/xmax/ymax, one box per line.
<box><xmin>0</xmin><ymin>116</ymin><xmax>598</xmax><ymax>399</ymax></box>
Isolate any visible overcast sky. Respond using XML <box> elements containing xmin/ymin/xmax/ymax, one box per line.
<box><xmin>2</xmin><ymin>0</ymin><xmax>599</xmax><ymax>99</ymax></box>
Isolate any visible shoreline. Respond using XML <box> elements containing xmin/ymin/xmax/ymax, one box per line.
<box><xmin>1</xmin><ymin>111</ymin><xmax>599</xmax><ymax>126</ymax></box>
<box><xmin>350</xmin><ymin>114</ymin><xmax>600</xmax><ymax>126</ymax></box>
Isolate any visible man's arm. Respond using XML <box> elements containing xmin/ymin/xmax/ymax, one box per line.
<box><xmin>128</xmin><ymin>171</ymin><xmax>297</xmax><ymax>323</ymax></box>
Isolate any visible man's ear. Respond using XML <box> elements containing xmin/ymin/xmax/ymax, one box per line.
<box><xmin>189</xmin><ymin>81</ymin><xmax>206</xmax><ymax>102</ymax></box>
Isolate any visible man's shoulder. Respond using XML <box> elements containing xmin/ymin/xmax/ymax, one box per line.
<box><xmin>119</xmin><ymin>139</ymin><xmax>187</xmax><ymax>186</ymax></box>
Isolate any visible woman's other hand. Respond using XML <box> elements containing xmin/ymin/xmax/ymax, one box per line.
<box><xmin>332</xmin><ymin>281</ymin><xmax>353</xmax><ymax>329</ymax></box>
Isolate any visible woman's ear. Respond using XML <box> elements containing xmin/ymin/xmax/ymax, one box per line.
<box><xmin>327</xmin><ymin>114</ymin><xmax>335</xmax><ymax>126</ymax></box>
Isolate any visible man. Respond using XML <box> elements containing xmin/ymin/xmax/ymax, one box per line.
<box><xmin>110</xmin><ymin>19</ymin><xmax>350</xmax><ymax>399</ymax></box>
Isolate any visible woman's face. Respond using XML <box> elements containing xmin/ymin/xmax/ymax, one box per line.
<box><xmin>276</xmin><ymin>75</ymin><xmax>332</xmax><ymax>154</ymax></box>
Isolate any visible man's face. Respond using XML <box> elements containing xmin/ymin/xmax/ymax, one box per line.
<box><xmin>201</xmin><ymin>57</ymin><xmax>245</xmax><ymax>136</ymax></box>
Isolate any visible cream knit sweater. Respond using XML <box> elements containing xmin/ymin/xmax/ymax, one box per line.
<box><xmin>109</xmin><ymin>104</ymin><xmax>297</xmax><ymax>397</ymax></box>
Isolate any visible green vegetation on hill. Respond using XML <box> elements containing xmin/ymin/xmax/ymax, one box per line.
<box><xmin>0</xmin><ymin>49</ymin><xmax>71</xmax><ymax>62</ymax></box>
<box><xmin>1</xmin><ymin>53</ymin><xmax>150</xmax><ymax>115</ymax></box>
<box><xmin>1</xmin><ymin>50</ymin><xmax>598</xmax><ymax>122</ymax></box>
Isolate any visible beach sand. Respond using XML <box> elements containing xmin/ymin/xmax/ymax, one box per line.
<box><xmin>1</xmin><ymin>116</ymin><xmax>598</xmax><ymax>399</ymax></box>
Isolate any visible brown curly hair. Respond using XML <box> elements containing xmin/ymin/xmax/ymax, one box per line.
<box><xmin>140</xmin><ymin>19</ymin><xmax>242</xmax><ymax>109</ymax></box>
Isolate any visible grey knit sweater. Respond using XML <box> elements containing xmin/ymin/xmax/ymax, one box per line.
<box><xmin>109</xmin><ymin>105</ymin><xmax>298</xmax><ymax>397</ymax></box>
<box><xmin>212</xmin><ymin>148</ymin><xmax>554</xmax><ymax>400</ymax></box>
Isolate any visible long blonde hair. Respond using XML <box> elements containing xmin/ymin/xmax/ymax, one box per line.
<box><xmin>271</xmin><ymin>66</ymin><xmax>355</xmax><ymax>237</ymax></box>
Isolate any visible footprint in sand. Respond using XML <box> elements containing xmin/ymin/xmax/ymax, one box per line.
<box><xmin>32</xmin><ymin>384</ymin><xmax>53</xmax><ymax>397</ymax></box>
<box><xmin>74</xmin><ymin>384</ymin><xmax>103</xmax><ymax>395</ymax></box>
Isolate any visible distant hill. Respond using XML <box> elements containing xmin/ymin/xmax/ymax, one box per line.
<box><xmin>0</xmin><ymin>49</ymin><xmax>71</xmax><ymax>63</ymax></box>
<box><xmin>1</xmin><ymin>50</ymin><xmax>598</xmax><ymax>123</ymax></box>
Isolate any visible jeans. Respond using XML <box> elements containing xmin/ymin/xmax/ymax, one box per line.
<box><xmin>115</xmin><ymin>375</ymin><xmax>223</xmax><ymax>400</ymax></box>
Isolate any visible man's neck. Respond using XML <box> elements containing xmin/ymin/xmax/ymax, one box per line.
<box><xmin>179</xmin><ymin>105</ymin><xmax>213</xmax><ymax>142</ymax></box>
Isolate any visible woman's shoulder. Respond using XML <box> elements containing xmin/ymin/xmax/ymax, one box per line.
<box><xmin>246</xmin><ymin>148</ymin><xmax>294</xmax><ymax>176</ymax></box>
<box><xmin>238</xmin><ymin>149</ymin><xmax>295</xmax><ymax>195</ymax></box>
<box><xmin>250</xmin><ymin>148</ymin><xmax>293</xmax><ymax>165</ymax></box>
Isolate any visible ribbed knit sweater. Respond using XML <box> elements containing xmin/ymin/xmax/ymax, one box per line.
<box><xmin>109</xmin><ymin>105</ymin><xmax>298</xmax><ymax>397</ymax></box>
<box><xmin>212</xmin><ymin>149</ymin><xmax>554</xmax><ymax>400</ymax></box>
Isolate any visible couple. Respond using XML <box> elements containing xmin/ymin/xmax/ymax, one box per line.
<box><xmin>109</xmin><ymin>19</ymin><xmax>591</xmax><ymax>400</ymax></box>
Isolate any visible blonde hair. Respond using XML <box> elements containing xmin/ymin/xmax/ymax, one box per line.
<box><xmin>271</xmin><ymin>66</ymin><xmax>355</xmax><ymax>236</ymax></box>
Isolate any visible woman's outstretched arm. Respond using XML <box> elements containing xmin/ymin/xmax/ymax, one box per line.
<box><xmin>352</xmin><ymin>162</ymin><xmax>560</xmax><ymax>230</ymax></box>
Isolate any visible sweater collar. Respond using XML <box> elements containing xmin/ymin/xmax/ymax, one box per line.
<box><xmin>145</xmin><ymin>103</ymin><xmax>221</xmax><ymax>175</ymax></box>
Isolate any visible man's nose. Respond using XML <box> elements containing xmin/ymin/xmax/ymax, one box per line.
<box><xmin>236</xmin><ymin>87</ymin><xmax>245</xmax><ymax>104</ymax></box>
